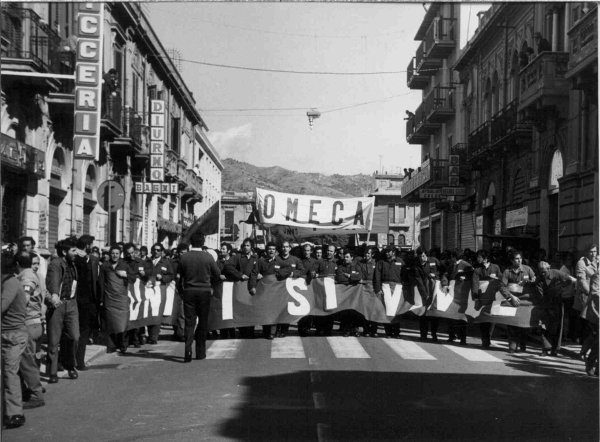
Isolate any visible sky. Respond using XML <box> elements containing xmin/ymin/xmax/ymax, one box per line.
<box><xmin>146</xmin><ymin>2</ymin><xmax>489</xmax><ymax>176</ymax></box>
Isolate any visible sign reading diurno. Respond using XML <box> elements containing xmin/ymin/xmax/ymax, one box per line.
<box><xmin>150</xmin><ymin>100</ymin><xmax>165</xmax><ymax>181</ymax></box>
<box><xmin>73</xmin><ymin>3</ymin><xmax>104</xmax><ymax>160</ymax></box>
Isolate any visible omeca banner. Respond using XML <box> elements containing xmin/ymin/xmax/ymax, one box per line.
<box><xmin>255</xmin><ymin>188</ymin><xmax>375</xmax><ymax>233</ymax></box>
<box><xmin>125</xmin><ymin>275</ymin><xmax>549</xmax><ymax>330</ymax></box>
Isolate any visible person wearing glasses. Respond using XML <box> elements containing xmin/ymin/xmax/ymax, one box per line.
<box><xmin>147</xmin><ymin>243</ymin><xmax>174</xmax><ymax>344</ymax></box>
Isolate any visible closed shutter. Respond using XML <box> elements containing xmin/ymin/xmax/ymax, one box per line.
<box><xmin>49</xmin><ymin>194</ymin><xmax>60</xmax><ymax>249</ymax></box>
<box><xmin>421</xmin><ymin>228</ymin><xmax>430</xmax><ymax>251</ymax></box>
<box><xmin>446</xmin><ymin>212</ymin><xmax>457</xmax><ymax>251</ymax></box>
<box><xmin>461</xmin><ymin>212</ymin><xmax>476</xmax><ymax>251</ymax></box>
<box><xmin>432</xmin><ymin>219</ymin><xmax>442</xmax><ymax>249</ymax></box>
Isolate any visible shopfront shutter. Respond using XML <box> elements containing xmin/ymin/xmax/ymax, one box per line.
<box><xmin>461</xmin><ymin>212</ymin><xmax>476</xmax><ymax>251</ymax></box>
<box><xmin>432</xmin><ymin>219</ymin><xmax>442</xmax><ymax>249</ymax></box>
<box><xmin>446</xmin><ymin>212</ymin><xmax>457</xmax><ymax>251</ymax></box>
<box><xmin>49</xmin><ymin>194</ymin><xmax>60</xmax><ymax>249</ymax></box>
<box><xmin>421</xmin><ymin>228</ymin><xmax>430</xmax><ymax>252</ymax></box>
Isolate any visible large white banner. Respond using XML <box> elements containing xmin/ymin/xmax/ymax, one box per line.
<box><xmin>256</xmin><ymin>188</ymin><xmax>374</xmax><ymax>232</ymax></box>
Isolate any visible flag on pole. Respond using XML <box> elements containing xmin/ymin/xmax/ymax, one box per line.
<box><xmin>182</xmin><ymin>201</ymin><xmax>220</xmax><ymax>243</ymax></box>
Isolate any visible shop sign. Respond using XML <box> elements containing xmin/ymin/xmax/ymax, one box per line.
<box><xmin>494</xmin><ymin>219</ymin><xmax>501</xmax><ymax>235</ymax></box>
<box><xmin>475</xmin><ymin>215</ymin><xmax>483</xmax><ymax>236</ymax></box>
<box><xmin>420</xmin><ymin>216</ymin><xmax>430</xmax><ymax>229</ymax></box>
<box><xmin>73</xmin><ymin>3</ymin><xmax>104</xmax><ymax>160</ymax></box>
<box><xmin>505</xmin><ymin>206</ymin><xmax>528</xmax><ymax>229</ymax></box>
<box><xmin>150</xmin><ymin>100</ymin><xmax>165</xmax><ymax>181</ymax></box>
<box><xmin>134</xmin><ymin>182</ymin><xmax>178</xmax><ymax>194</ymax></box>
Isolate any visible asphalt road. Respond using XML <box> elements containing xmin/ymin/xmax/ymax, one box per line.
<box><xmin>5</xmin><ymin>322</ymin><xmax>598</xmax><ymax>442</ymax></box>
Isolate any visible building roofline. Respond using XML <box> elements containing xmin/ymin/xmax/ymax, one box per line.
<box><xmin>195</xmin><ymin>127</ymin><xmax>224</xmax><ymax>171</ymax></box>
<box><xmin>119</xmin><ymin>3</ymin><xmax>208</xmax><ymax>131</ymax></box>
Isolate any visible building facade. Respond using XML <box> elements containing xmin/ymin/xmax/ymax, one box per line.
<box><xmin>369</xmin><ymin>173</ymin><xmax>420</xmax><ymax>248</ymax></box>
<box><xmin>403</xmin><ymin>2</ymin><xmax>598</xmax><ymax>258</ymax></box>
<box><xmin>1</xmin><ymin>2</ymin><xmax>220</xmax><ymax>251</ymax></box>
<box><xmin>402</xmin><ymin>2</ymin><xmax>465</xmax><ymax>253</ymax></box>
<box><xmin>454</xmin><ymin>2</ymin><xmax>598</xmax><ymax>257</ymax></box>
<box><xmin>220</xmin><ymin>191</ymin><xmax>264</xmax><ymax>250</ymax></box>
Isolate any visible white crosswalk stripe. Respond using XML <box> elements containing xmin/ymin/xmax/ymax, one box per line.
<box><xmin>383</xmin><ymin>338</ymin><xmax>437</xmax><ymax>360</ymax></box>
<box><xmin>326</xmin><ymin>337</ymin><xmax>370</xmax><ymax>358</ymax></box>
<box><xmin>443</xmin><ymin>345</ymin><xmax>503</xmax><ymax>362</ymax></box>
<box><xmin>206</xmin><ymin>339</ymin><xmax>243</xmax><ymax>359</ymax></box>
<box><xmin>272</xmin><ymin>336</ymin><xmax>306</xmax><ymax>358</ymax></box>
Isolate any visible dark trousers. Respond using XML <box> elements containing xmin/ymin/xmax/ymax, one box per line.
<box><xmin>147</xmin><ymin>324</ymin><xmax>160</xmax><ymax>342</ymax></box>
<box><xmin>2</xmin><ymin>329</ymin><xmax>28</xmax><ymax>417</ymax></box>
<box><xmin>448</xmin><ymin>319</ymin><xmax>467</xmax><ymax>343</ymax></box>
<box><xmin>46</xmin><ymin>299</ymin><xmax>80</xmax><ymax>375</ymax></box>
<box><xmin>507</xmin><ymin>326</ymin><xmax>528</xmax><ymax>351</ymax></box>
<box><xmin>108</xmin><ymin>332</ymin><xmax>126</xmax><ymax>351</ymax></box>
<box><xmin>340</xmin><ymin>311</ymin><xmax>364</xmax><ymax>334</ymax></box>
<box><xmin>314</xmin><ymin>316</ymin><xmax>333</xmax><ymax>335</ymax></box>
<box><xmin>19</xmin><ymin>324</ymin><xmax>44</xmax><ymax>402</ymax></box>
<box><xmin>419</xmin><ymin>316</ymin><xmax>439</xmax><ymax>340</ymax></box>
<box><xmin>297</xmin><ymin>317</ymin><xmax>313</xmax><ymax>336</ymax></box>
<box><xmin>76</xmin><ymin>302</ymin><xmax>98</xmax><ymax>367</ymax></box>
<box><xmin>182</xmin><ymin>288</ymin><xmax>212</xmax><ymax>358</ymax></box>
<box><xmin>540</xmin><ymin>306</ymin><xmax>561</xmax><ymax>352</ymax></box>
<box><xmin>262</xmin><ymin>325</ymin><xmax>276</xmax><ymax>338</ymax></box>
<box><xmin>238</xmin><ymin>326</ymin><xmax>255</xmax><ymax>338</ymax></box>
<box><xmin>479</xmin><ymin>323</ymin><xmax>492</xmax><ymax>347</ymax></box>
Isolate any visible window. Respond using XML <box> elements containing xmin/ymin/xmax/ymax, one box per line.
<box><xmin>171</xmin><ymin>117</ymin><xmax>180</xmax><ymax>153</ymax></box>
<box><xmin>388</xmin><ymin>204</ymin><xmax>406</xmax><ymax>224</ymax></box>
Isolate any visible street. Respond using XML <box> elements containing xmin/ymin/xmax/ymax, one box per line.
<box><xmin>5</xmin><ymin>322</ymin><xmax>598</xmax><ymax>442</ymax></box>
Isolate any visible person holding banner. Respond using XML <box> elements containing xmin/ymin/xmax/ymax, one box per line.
<box><xmin>299</xmin><ymin>243</ymin><xmax>319</xmax><ymax>336</ymax></box>
<box><xmin>336</xmin><ymin>250</ymin><xmax>364</xmax><ymax>337</ymax></box>
<box><xmin>147</xmin><ymin>244</ymin><xmax>174</xmax><ymax>344</ymax></box>
<box><xmin>237</xmin><ymin>239</ymin><xmax>258</xmax><ymax>339</ymax></box>
<box><xmin>217</xmin><ymin>243</ymin><xmax>244</xmax><ymax>339</ymax></box>
<box><xmin>501</xmin><ymin>250</ymin><xmax>536</xmax><ymax>353</ymax></box>
<box><xmin>411</xmin><ymin>247</ymin><xmax>446</xmax><ymax>342</ymax></box>
<box><xmin>446</xmin><ymin>255</ymin><xmax>473</xmax><ymax>345</ymax></box>
<box><xmin>99</xmin><ymin>245</ymin><xmax>131</xmax><ymax>355</ymax></box>
<box><xmin>536</xmin><ymin>261</ymin><xmax>576</xmax><ymax>356</ymax></box>
<box><xmin>122</xmin><ymin>243</ymin><xmax>152</xmax><ymax>348</ymax></box>
<box><xmin>314</xmin><ymin>245</ymin><xmax>338</xmax><ymax>336</ymax></box>
<box><xmin>358</xmin><ymin>246</ymin><xmax>379</xmax><ymax>337</ymax></box>
<box><xmin>178</xmin><ymin>233</ymin><xmax>221</xmax><ymax>362</ymax></box>
<box><xmin>274</xmin><ymin>241</ymin><xmax>305</xmax><ymax>338</ymax></box>
<box><xmin>374</xmin><ymin>245</ymin><xmax>408</xmax><ymax>339</ymax></box>
<box><xmin>472</xmin><ymin>250</ymin><xmax>502</xmax><ymax>348</ymax></box>
<box><xmin>249</xmin><ymin>242</ymin><xmax>281</xmax><ymax>339</ymax></box>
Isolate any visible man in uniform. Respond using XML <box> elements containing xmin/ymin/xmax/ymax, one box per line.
<box><xmin>178</xmin><ymin>233</ymin><xmax>221</xmax><ymax>361</ymax></box>
<box><xmin>336</xmin><ymin>250</ymin><xmax>363</xmax><ymax>336</ymax></box>
<box><xmin>122</xmin><ymin>243</ymin><xmax>152</xmax><ymax>347</ymax></box>
<box><xmin>249</xmin><ymin>242</ymin><xmax>281</xmax><ymax>339</ymax></box>
<box><xmin>315</xmin><ymin>245</ymin><xmax>338</xmax><ymax>336</ymax></box>
<box><xmin>274</xmin><ymin>241</ymin><xmax>304</xmax><ymax>337</ymax></box>
<box><xmin>358</xmin><ymin>246</ymin><xmax>379</xmax><ymax>337</ymax></box>
<box><xmin>299</xmin><ymin>243</ymin><xmax>319</xmax><ymax>336</ymax></box>
<box><xmin>147</xmin><ymin>243</ymin><xmax>174</xmax><ymax>344</ymax></box>
<box><xmin>374</xmin><ymin>245</ymin><xmax>407</xmax><ymax>339</ymax></box>
<box><xmin>237</xmin><ymin>239</ymin><xmax>257</xmax><ymax>338</ymax></box>
<box><xmin>472</xmin><ymin>250</ymin><xmax>502</xmax><ymax>348</ymax></box>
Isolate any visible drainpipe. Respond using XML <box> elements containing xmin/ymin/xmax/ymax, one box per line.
<box><xmin>71</xmin><ymin>161</ymin><xmax>78</xmax><ymax>236</ymax></box>
<box><xmin>551</xmin><ymin>8</ymin><xmax>559</xmax><ymax>51</ymax></box>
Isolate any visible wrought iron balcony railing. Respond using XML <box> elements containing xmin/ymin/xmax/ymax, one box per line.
<box><xmin>567</xmin><ymin>5</ymin><xmax>597</xmax><ymax>75</ymax></box>
<box><xmin>0</xmin><ymin>133</ymin><xmax>45</xmax><ymax>178</ymax></box>
<box><xmin>1</xmin><ymin>6</ymin><xmax>66</xmax><ymax>74</ymax></box>
<box><xmin>519</xmin><ymin>52</ymin><xmax>570</xmax><ymax>111</ymax></box>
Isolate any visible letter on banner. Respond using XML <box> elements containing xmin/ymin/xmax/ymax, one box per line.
<box><xmin>435</xmin><ymin>280</ymin><xmax>454</xmax><ymax>311</ymax></box>
<box><xmin>286</xmin><ymin>279</ymin><xmax>310</xmax><ymax>316</ymax></box>
<box><xmin>490</xmin><ymin>292</ymin><xmax>517</xmax><ymax>316</ymax></box>
<box><xmin>129</xmin><ymin>280</ymin><xmax>143</xmax><ymax>321</ymax></box>
<box><xmin>382</xmin><ymin>283</ymin><xmax>403</xmax><ymax>316</ymax></box>
<box><xmin>147</xmin><ymin>285</ymin><xmax>162</xmax><ymax>317</ymax></box>
<box><xmin>409</xmin><ymin>285</ymin><xmax>425</xmax><ymax>314</ymax></box>
<box><xmin>162</xmin><ymin>281</ymin><xmax>176</xmax><ymax>316</ymax></box>
<box><xmin>465</xmin><ymin>280</ymin><xmax>488</xmax><ymax>318</ymax></box>
<box><xmin>323</xmin><ymin>277</ymin><xmax>338</xmax><ymax>310</ymax></box>
<box><xmin>221</xmin><ymin>282</ymin><xmax>234</xmax><ymax>320</ymax></box>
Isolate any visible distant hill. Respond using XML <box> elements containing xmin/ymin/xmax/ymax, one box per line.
<box><xmin>221</xmin><ymin>158</ymin><xmax>374</xmax><ymax>197</ymax></box>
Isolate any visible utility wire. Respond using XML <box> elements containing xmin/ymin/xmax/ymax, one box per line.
<box><xmin>149</xmin><ymin>55</ymin><xmax>419</xmax><ymax>76</ymax></box>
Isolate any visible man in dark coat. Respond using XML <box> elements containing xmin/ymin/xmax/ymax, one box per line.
<box><xmin>374</xmin><ymin>245</ymin><xmax>407</xmax><ymax>339</ymax></box>
<box><xmin>73</xmin><ymin>235</ymin><xmax>101</xmax><ymax>370</ymax></box>
<box><xmin>178</xmin><ymin>233</ymin><xmax>221</xmax><ymax>362</ymax></box>
<box><xmin>45</xmin><ymin>239</ymin><xmax>79</xmax><ymax>383</ymax></box>
<box><xmin>237</xmin><ymin>238</ymin><xmax>257</xmax><ymax>338</ymax></box>
<box><xmin>147</xmin><ymin>243</ymin><xmax>174</xmax><ymax>344</ymax></box>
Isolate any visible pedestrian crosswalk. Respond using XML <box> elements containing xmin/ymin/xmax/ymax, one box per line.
<box><xmin>203</xmin><ymin>336</ymin><xmax>508</xmax><ymax>363</ymax></box>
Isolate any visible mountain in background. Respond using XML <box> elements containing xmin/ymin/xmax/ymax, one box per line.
<box><xmin>221</xmin><ymin>158</ymin><xmax>374</xmax><ymax>197</ymax></box>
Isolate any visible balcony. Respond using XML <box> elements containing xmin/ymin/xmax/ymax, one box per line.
<box><xmin>406</xmin><ymin>102</ymin><xmax>435</xmax><ymax>145</ymax></box>
<box><xmin>489</xmin><ymin>101</ymin><xmax>532</xmax><ymax>147</ymax></box>
<box><xmin>566</xmin><ymin>6</ymin><xmax>597</xmax><ymax>87</ymax></box>
<box><xmin>1</xmin><ymin>6</ymin><xmax>67</xmax><ymax>76</ymax></box>
<box><xmin>407</xmin><ymin>57</ymin><xmax>429</xmax><ymax>89</ymax></box>
<box><xmin>165</xmin><ymin>149</ymin><xmax>179</xmax><ymax>178</ymax></box>
<box><xmin>519</xmin><ymin>52</ymin><xmax>570</xmax><ymax>113</ymax></box>
<box><xmin>101</xmin><ymin>95</ymin><xmax>122</xmax><ymax>135</ymax></box>
<box><xmin>423</xmin><ymin>85</ymin><xmax>455</xmax><ymax>123</ymax></box>
<box><xmin>180</xmin><ymin>167</ymin><xmax>203</xmax><ymax>202</ymax></box>
<box><xmin>424</xmin><ymin>17</ymin><xmax>456</xmax><ymax>59</ymax></box>
<box><xmin>0</xmin><ymin>133</ymin><xmax>45</xmax><ymax>178</ymax></box>
<box><xmin>415</xmin><ymin>40</ymin><xmax>441</xmax><ymax>75</ymax></box>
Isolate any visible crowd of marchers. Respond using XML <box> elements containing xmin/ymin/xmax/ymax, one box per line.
<box><xmin>2</xmin><ymin>235</ymin><xmax>598</xmax><ymax>430</ymax></box>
